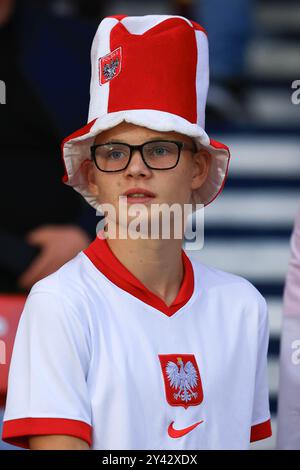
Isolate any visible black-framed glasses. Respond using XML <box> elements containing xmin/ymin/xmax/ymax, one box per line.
<box><xmin>90</xmin><ymin>139</ymin><xmax>196</xmax><ymax>172</ymax></box>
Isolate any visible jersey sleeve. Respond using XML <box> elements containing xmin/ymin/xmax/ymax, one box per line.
<box><xmin>1</xmin><ymin>281</ymin><xmax>92</xmax><ymax>449</ymax></box>
<box><xmin>250</xmin><ymin>295</ymin><xmax>272</xmax><ymax>443</ymax></box>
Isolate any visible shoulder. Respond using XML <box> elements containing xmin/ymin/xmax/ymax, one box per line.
<box><xmin>10</xmin><ymin>254</ymin><xmax>93</xmax><ymax>375</ymax></box>
<box><xmin>22</xmin><ymin>252</ymin><xmax>92</xmax><ymax>329</ymax></box>
<box><xmin>188</xmin><ymin>253</ymin><xmax>268</xmax><ymax>318</ymax></box>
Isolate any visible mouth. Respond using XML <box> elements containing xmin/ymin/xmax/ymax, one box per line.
<box><xmin>121</xmin><ymin>189</ymin><xmax>156</xmax><ymax>204</ymax></box>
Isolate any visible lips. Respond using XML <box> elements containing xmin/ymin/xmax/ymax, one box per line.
<box><xmin>122</xmin><ymin>188</ymin><xmax>156</xmax><ymax>197</ymax></box>
<box><xmin>120</xmin><ymin>188</ymin><xmax>156</xmax><ymax>204</ymax></box>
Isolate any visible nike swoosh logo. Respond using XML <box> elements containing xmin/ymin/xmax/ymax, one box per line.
<box><xmin>168</xmin><ymin>420</ymin><xmax>204</xmax><ymax>438</ymax></box>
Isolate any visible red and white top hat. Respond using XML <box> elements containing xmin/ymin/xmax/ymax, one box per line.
<box><xmin>62</xmin><ymin>15</ymin><xmax>230</xmax><ymax>211</ymax></box>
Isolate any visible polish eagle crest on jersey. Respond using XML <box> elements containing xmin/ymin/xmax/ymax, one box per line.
<box><xmin>99</xmin><ymin>46</ymin><xmax>122</xmax><ymax>85</ymax></box>
<box><xmin>158</xmin><ymin>354</ymin><xmax>203</xmax><ymax>409</ymax></box>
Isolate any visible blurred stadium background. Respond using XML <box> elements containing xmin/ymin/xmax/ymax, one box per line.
<box><xmin>0</xmin><ymin>0</ymin><xmax>299</xmax><ymax>450</ymax></box>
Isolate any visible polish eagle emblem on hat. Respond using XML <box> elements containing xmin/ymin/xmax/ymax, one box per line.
<box><xmin>99</xmin><ymin>46</ymin><xmax>122</xmax><ymax>85</ymax></box>
<box><xmin>158</xmin><ymin>354</ymin><xmax>204</xmax><ymax>409</ymax></box>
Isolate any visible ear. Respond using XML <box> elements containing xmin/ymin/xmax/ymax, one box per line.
<box><xmin>190</xmin><ymin>149</ymin><xmax>211</xmax><ymax>191</ymax></box>
<box><xmin>81</xmin><ymin>159</ymin><xmax>99</xmax><ymax>196</ymax></box>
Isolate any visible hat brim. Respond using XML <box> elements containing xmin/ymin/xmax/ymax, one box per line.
<box><xmin>62</xmin><ymin>110</ymin><xmax>230</xmax><ymax>212</ymax></box>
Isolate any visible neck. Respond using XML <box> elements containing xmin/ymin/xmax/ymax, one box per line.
<box><xmin>105</xmin><ymin>233</ymin><xmax>184</xmax><ymax>307</ymax></box>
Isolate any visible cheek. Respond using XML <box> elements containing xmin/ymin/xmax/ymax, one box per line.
<box><xmin>166</xmin><ymin>167</ymin><xmax>193</xmax><ymax>201</ymax></box>
<box><xmin>94</xmin><ymin>176</ymin><xmax>122</xmax><ymax>204</ymax></box>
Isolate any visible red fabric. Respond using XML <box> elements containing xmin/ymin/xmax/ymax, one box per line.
<box><xmin>250</xmin><ymin>418</ymin><xmax>272</xmax><ymax>442</ymax></box>
<box><xmin>207</xmin><ymin>139</ymin><xmax>231</xmax><ymax>206</ymax></box>
<box><xmin>209</xmin><ymin>139</ymin><xmax>230</xmax><ymax>151</ymax></box>
<box><xmin>168</xmin><ymin>420</ymin><xmax>204</xmax><ymax>438</ymax></box>
<box><xmin>99</xmin><ymin>46</ymin><xmax>122</xmax><ymax>85</ymax></box>
<box><xmin>108</xmin><ymin>18</ymin><xmax>198</xmax><ymax>123</ymax></box>
<box><xmin>189</xmin><ymin>20</ymin><xmax>207</xmax><ymax>35</ymax></box>
<box><xmin>159</xmin><ymin>354</ymin><xmax>203</xmax><ymax>408</ymax></box>
<box><xmin>107</xmin><ymin>15</ymin><xmax>128</xmax><ymax>21</ymax></box>
<box><xmin>2</xmin><ymin>417</ymin><xmax>92</xmax><ymax>449</ymax></box>
<box><xmin>83</xmin><ymin>234</ymin><xmax>194</xmax><ymax>317</ymax></box>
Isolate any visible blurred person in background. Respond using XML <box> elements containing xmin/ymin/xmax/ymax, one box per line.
<box><xmin>277</xmin><ymin>203</ymin><xmax>300</xmax><ymax>449</ymax></box>
<box><xmin>191</xmin><ymin>0</ymin><xmax>253</xmax><ymax>124</ymax></box>
<box><xmin>39</xmin><ymin>0</ymin><xmax>104</xmax><ymax>21</ymax></box>
<box><xmin>0</xmin><ymin>0</ymin><xmax>98</xmax><ymax>293</ymax></box>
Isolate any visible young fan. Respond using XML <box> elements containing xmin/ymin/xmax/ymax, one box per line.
<box><xmin>2</xmin><ymin>15</ymin><xmax>272</xmax><ymax>450</ymax></box>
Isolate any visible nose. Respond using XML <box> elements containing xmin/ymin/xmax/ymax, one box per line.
<box><xmin>124</xmin><ymin>149</ymin><xmax>151</xmax><ymax>176</ymax></box>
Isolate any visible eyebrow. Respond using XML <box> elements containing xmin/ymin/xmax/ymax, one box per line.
<box><xmin>97</xmin><ymin>138</ymin><xmax>173</xmax><ymax>143</ymax></box>
<box><xmin>95</xmin><ymin>138</ymin><xmax>196</xmax><ymax>148</ymax></box>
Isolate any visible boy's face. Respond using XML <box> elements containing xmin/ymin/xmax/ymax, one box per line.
<box><xmin>85</xmin><ymin>121</ymin><xmax>211</xmax><ymax>235</ymax></box>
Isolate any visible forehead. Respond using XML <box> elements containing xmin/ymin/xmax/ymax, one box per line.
<box><xmin>94</xmin><ymin>122</ymin><xmax>195</xmax><ymax>146</ymax></box>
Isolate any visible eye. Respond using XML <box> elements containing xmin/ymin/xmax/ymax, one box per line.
<box><xmin>149</xmin><ymin>145</ymin><xmax>173</xmax><ymax>157</ymax></box>
<box><xmin>107</xmin><ymin>150</ymin><xmax>126</xmax><ymax>160</ymax></box>
<box><xmin>153</xmin><ymin>146</ymin><xmax>168</xmax><ymax>155</ymax></box>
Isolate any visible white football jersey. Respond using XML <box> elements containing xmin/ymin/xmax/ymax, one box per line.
<box><xmin>2</xmin><ymin>235</ymin><xmax>272</xmax><ymax>449</ymax></box>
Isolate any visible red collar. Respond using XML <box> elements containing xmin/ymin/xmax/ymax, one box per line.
<box><xmin>83</xmin><ymin>234</ymin><xmax>194</xmax><ymax>317</ymax></box>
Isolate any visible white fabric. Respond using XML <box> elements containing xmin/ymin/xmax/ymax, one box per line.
<box><xmin>276</xmin><ymin>316</ymin><xmax>300</xmax><ymax>449</ymax></box>
<box><xmin>195</xmin><ymin>30</ymin><xmax>209</xmax><ymax>129</ymax></box>
<box><xmin>88</xmin><ymin>17</ymin><xmax>118</xmax><ymax>122</ymax></box>
<box><xmin>3</xmin><ymin>252</ymin><xmax>271</xmax><ymax>450</ymax></box>
<box><xmin>121</xmin><ymin>15</ymin><xmax>193</xmax><ymax>35</ymax></box>
<box><xmin>276</xmin><ymin>205</ymin><xmax>300</xmax><ymax>449</ymax></box>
